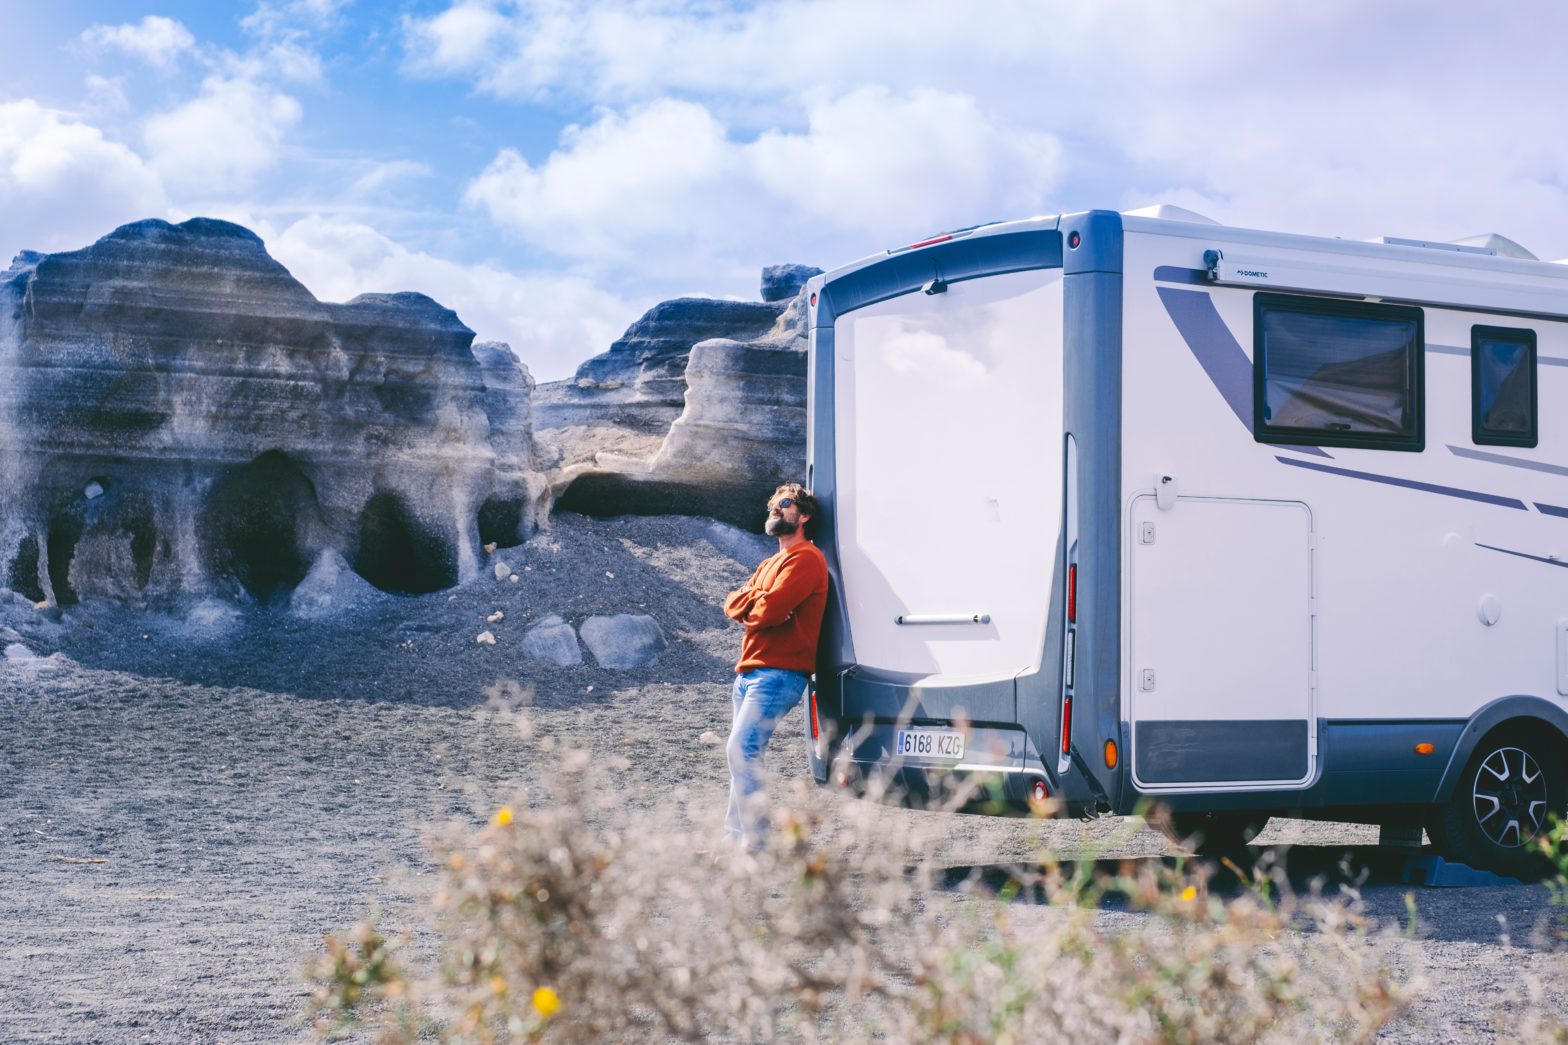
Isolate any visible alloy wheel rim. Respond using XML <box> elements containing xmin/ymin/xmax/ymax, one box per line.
<box><xmin>1471</xmin><ymin>746</ymin><xmax>1547</xmax><ymax>849</ymax></box>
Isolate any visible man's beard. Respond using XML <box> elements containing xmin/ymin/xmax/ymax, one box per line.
<box><xmin>765</xmin><ymin>516</ymin><xmax>798</xmax><ymax>537</ymax></box>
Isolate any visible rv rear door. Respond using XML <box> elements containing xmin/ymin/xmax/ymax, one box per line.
<box><xmin>832</xmin><ymin>268</ymin><xmax>1064</xmax><ymax>714</ymax></box>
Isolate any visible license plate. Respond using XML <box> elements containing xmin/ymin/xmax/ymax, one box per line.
<box><xmin>894</xmin><ymin>728</ymin><xmax>965</xmax><ymax>761</ymax></box>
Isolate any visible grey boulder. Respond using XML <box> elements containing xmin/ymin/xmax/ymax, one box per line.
<box><xmin>522</xmin><ymin>614</ymin><xmax>583</xmax><ymax>666</ymax></box>
<box><xmin>579</xmin><ymin>614</ymin><xmax>666</xmax><ymax>669</ymax></box>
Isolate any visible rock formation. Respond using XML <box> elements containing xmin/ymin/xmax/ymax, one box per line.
<box><xmin>544</xmin><ymin>264</ymin><xmax>820</xmax><ymax>529</ymax></box>
<box><xmin>0</xmin><ymin>218</ymin><xmax>543</xmax><ymax>607</ymax></box>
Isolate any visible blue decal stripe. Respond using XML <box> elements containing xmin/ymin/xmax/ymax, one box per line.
<box><xmin>1431</xmin><ymin>343</ymin><xmax>1568</xmax><ymax>367</ymax></box>
<box><xmin>1157</xmin><ymin>286</ymin><xmax>1330</xmax><ymax>455</ymax></box>
<box><xmin>1449</xmin><ymin>444</ymin><xmax>1568</xmax><ymax>478</ymax></box>
<box><xmin>1275</xmin><ymin>456</ymin><xmax>1528</xmax><ymax>509</ymax></box>
<box><xmin>1153</xmin><ymin>265</ymin><xmax>1208</xmax><ymax>285</ymax></box>
<box><xmin>1476</xmin><ymin>543</ymin><xmax>1568</xmax><ymax>568</ymax></box>
<box><xmin>1156</xmin><ymin>287</ymin><xmax>1252</xmax><ymax>429</ymax></box>
<box><xmin>1535</xmin><ymin>502</ymin><xmax>1568</xmax><ymax>518</ymax></box>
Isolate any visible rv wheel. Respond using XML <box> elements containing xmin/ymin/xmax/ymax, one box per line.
<box><xmin>1159</xmin><ymin>811</ymin><xmax>1270</xmax><ymax>858</ymax></box>
<box><xmin>1428</xmin><ymin>727</ymin><xmax>1563</xmax><ymax>879</ymax></box>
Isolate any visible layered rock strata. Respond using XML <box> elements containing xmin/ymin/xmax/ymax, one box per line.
<box><xmin>0</xmin><ymin>218</ymin><xmax>542</xmax><ymax>606</ymax></box>
<box><xmin>544</xmin><ymin>265</ymin><xmax>819</xmax><ymax>529</ymax></box>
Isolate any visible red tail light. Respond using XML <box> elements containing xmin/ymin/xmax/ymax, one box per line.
<box><xmin>1030</xmin><ymin>779</ymin><xmax>1049</xmax><ymax>802</ymax></box>
<box><xmin>1067</xmin><ymin>563</ymin><xmax>1077</xmax><ymax>623</ymax></box>
<box><xmin>1061</xmin><ymin>695</ymin><xmax>1072</xmax><ymax>755</ymax></box>
<box><xmin>809</xmin><ymin>689</ymin><xmax>820</xmax><ymax>740</ymax></box>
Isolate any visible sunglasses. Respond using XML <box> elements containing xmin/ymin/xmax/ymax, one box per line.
<box><xmin>769</xmin><ymin>497</ymin><xmax>796</xmax><ymax>511</ymax></box>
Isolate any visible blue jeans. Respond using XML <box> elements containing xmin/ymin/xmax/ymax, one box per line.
<box><xmin>725</xmin><ymin>667</ymin><xmax>809</xmax><ymax>849</ymax></box>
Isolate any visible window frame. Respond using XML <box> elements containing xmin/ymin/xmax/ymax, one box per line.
<box><xmin>1252</xmin><ymin>292</ymin><xmax>1426</xmax><ymax>453</ymax></box>
<box><xmin>1470</xmin><ymin>324</ymin><xmax>1538</xmax><ymax>449</ymax></box>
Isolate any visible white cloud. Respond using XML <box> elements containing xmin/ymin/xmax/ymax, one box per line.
<box><xmin>243</xmin><ymin>0</ymin><xmax>352</xmax><ymax>38</ymax></box>
<box><xmin>84</xmin><ymin>75</ymin><xmax>129</xmax><ymax>115</ymax></box>
<box><xmin>751</xmin><ymin>88</ymin><xmax>1058</xmax><ymax>235</ymax></box>
<box><xmin>81</xmin><ymin>15</ymin><xmax>196</xmax><ymax>70</ymax></box>
<box><xmin>143</xmin><ymin>77</ymin><xmax>302</xmax><ymax>194</ymax></box>
<box><xmin>222</xmin><ymin>41</ymin><xmax>326</xmax><ymax>85</ymax></box>
<box><xmin>465</xmin><ymin>89</ymin><xmax>1061</xmax><ymax>274</ymax></box>
<box><xmin>268</xmin><ymin>215</ymin><xmax>641</xmax><ymax>381</ymax></box>
<box><xmin>413</xmin><ymin>0</ymin><xmax>1568</xmax><ymax>261</ymax></box>
<box><xmin>465</xmin><ymin>99</ymin><xmax>738</xmax><ymax>265</ymax></box>
<box><xmin>0</xmin><ymin>100</ymin><xmax>168</xmax><ymax>258</ymax></box>
<box><xmin>347</xmin><ymin>160</ymin><xmax>434</xmax><ymax>198</ymax></box>
<box><xmin>403</xmin><ymin>2</ymin><xmax>513</xmax><ymax>77</ymax></box>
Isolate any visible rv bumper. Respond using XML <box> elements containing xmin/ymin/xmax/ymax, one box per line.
<box><xmin>823</xmin><ymin>722</ymin><xmax>1085</xmax><ymax>817</ymax></box>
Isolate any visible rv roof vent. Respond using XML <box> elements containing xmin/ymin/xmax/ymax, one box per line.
<box><xmin>1450</xmin><ymin>233</ymin><xmax>1538</xmax><ymax>261</ymax></box>
<box><xmin>1123</xmin><ymin>203</ymin><xmax>1218</xmax><ymax>224</ymax></box>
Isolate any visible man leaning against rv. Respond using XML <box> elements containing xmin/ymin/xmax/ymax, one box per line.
<box><xmin>721</xmin><ymin>483</ymin><xmax>829</xmax><ymax>850</ymax></box>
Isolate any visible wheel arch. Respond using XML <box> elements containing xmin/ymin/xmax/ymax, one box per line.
<box><xmin>1432</xmin><ymin>695</ymin><xmax>1568</xmax><ymax>802</ymax></box>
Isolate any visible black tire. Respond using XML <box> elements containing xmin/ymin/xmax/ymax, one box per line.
<box><xmin>1428</xmin><ymin>726</ymin><xmax>1564</xmax><ymax>880</ymax></box>
<box><xmin>1157</xmin><ymin>810</ymin><xmax>1270</xmax><ymax>857</ymax></box>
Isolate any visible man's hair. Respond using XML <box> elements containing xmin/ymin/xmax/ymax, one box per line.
<box><xmin>771</xmin><ymin>482</ymin><xmax>820</xmax><ymax>535</ymax></box>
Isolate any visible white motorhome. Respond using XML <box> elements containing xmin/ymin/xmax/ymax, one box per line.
<box><xmin>802</xmin><ymin>206</ymin><xmax>1568</xmax><ymax>876</ymax></box>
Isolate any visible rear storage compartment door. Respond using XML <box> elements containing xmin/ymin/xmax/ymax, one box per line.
<box><xmin>1129</xmin><ymin>496</ymin><xmax>1316</xmax><ymax>789</ymax></box>
<box><xmin>833</xmin><ymin>268</ymin><xmax>1065</xmax><ymax>717</ymax></box>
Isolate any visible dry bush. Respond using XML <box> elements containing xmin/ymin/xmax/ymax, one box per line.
<box><xmin>306</xmin><ymin>727</ymin><xmax>1425</xmax><ymax>1043</ymax></box>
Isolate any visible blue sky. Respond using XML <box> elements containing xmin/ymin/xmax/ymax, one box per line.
<box><xmin>5</xmin><ymin>2</ymin><xmax>1568</xmax><ymax>380</ymax></box>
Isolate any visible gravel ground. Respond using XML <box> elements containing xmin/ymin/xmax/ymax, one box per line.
<box><xmin>1</xmin><ymin>513</ymin><xmax>1563</xmax><ymax>1042</ymax></box>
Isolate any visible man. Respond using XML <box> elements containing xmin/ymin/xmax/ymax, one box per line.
<box><xmin>721</xmin><ymin>482</ymin><xmax>829</xmax><ymax>850</ymax></box>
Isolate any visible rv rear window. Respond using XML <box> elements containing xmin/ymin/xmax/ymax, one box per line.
<box><xmin>1471</xmin><ymin>325</ymin><xmax>1537</xmax><ymax>448</ymax></box>
<box><xmin>1253</xmin><ymin>295</ymin><xmax>1424</xmax><ymax>451</ymax></box>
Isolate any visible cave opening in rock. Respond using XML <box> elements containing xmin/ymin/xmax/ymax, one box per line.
<box><xmin>46</xmin><ymin>517</ymin><xmax>83</xmax><ymax>605</ymax></box>
<box><xmin>199</xmin><ymin>451</ymin><xmax>318</xmax><ymax>604</ymax></box>
<box><xmin>354</xmin><ymin>492</ymin><xmax>457</xmax><ymax>594</ymax></box>
<box><xmin>129</xmin><ymin>517</ymin><xmax>157</xmax><ymax>590</ymax></box>
<box><xmin>7</xmin><ymin>534</ymin><xmax>45</xmax><ymax>603</ymax></box>
<box><xmin>552</xmin><ymin>473</ymin><xmax>773</xmax><ymax>533</ymax></box>
<box><xmin>477</xmin><ymin>495</ymin><xmax>527</xmax><ymax>549</ymax></box>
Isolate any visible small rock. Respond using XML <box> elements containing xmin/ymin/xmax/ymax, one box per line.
<box><xmin>699</xmin><ymin>730</ymin><xmax>722</xmax><ymax>746</ymax></box>
<box><xmin>484</xmin><ymin>542</ymin><xmax>497</xmax><ymax>554</ymax></box>
<box><xmin>487</xmin><ymin>610</ymin><xmax>504</xmax><ymax>623</ymax></box>
<box><xmin>4</xmin><ymin>642</ymin><xmax>36</xmax><ymax>661</ymax></box>
<box><xmin>580</xmin><ymin>614</ymin><xmax>668</xmax><ymax>669</ymax></box>
<box><xmin>476</xmin><ymin>631</ymin><xmax>497</xmax><ymax>645</ymax></box>
<box><xmin>522</xmin><ymin>617</ymin><xmax>583</xmax><ymax>666</ymax></box>
<box><xmin>84</xmin><ymin>480</ymin><xmax>104</xmax><ymax>500</ymax></box>
<box><xmin>509</xmin><ymin>574</ymin><xmax>518</xmax><ymax>583</ymax></box>
<box><xmin>605</xmin><ymin>571</ymin><xmax>615</xmax><ymax>578</ymax></box>
<box><xmin>493</xmin><ymin>560</ymin><xmax>511</xmax><ymax>581</ymax></box>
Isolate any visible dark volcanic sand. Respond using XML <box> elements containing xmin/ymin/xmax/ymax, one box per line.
<box><xmin>1</xmin><ymin>513</ymin><xmax>1562</xmax><ymax>1042</ymax></box>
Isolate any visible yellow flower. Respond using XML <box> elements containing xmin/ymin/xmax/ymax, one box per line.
<box><xmin>1180</xmin><ymin>885</ymin><xmax>1198</xmax><ymax>902</ymax></box>
<box><xmin>532</xmin><ymin>986</ymin><xmax>561</xmax><ymax>1017</ymax></box>
<box><xmin>493</xmin><ymin>806</ymin><xmax>514</xmax><ymax>827</ymax></box>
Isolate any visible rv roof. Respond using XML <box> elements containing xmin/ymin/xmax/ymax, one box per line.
<box><xmin>1122</xmin><ymin>203</ymin><xmax>1218</xmax><ymax>225</ymax></box>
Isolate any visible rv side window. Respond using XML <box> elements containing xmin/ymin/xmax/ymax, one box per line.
<box><xmin>1253</xmin><ymin>294</ymin><xmax>1424</xmax><ymax>451</ymax></box>
<box><xmin>1471</xmin><ymin>326</ymin><xmax>1537</xmax><ymax>448</ymax></box>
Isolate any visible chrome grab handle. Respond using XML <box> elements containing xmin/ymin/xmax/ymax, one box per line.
<box><xmin>894</xmin><ymin>613</ymin><xmax>991</xmax><ymax>625</ymax></box>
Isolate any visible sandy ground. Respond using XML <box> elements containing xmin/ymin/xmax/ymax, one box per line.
<box><xmin>1</xmin><ymin>513</ymin><xmax>1563</xmax><ymax>1042</ymax></box>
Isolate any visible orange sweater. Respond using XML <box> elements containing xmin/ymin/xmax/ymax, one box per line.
<box><xmin>723</xmin><ymin>540</ymin><xmax>829</xmax><ymax>674</ymax></box>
